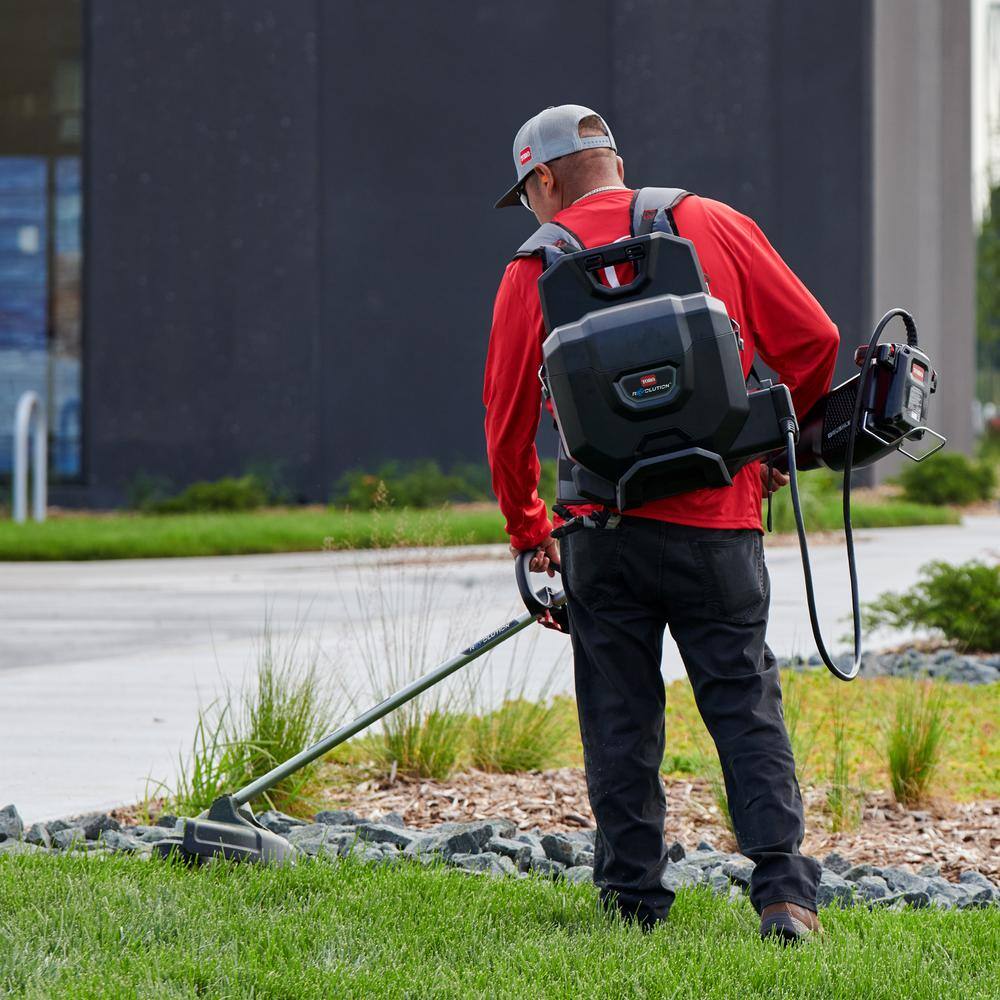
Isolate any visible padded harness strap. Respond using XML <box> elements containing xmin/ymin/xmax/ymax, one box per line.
<box><xmin>514</xmin><ymin>222</ymin><xmax>584</xmax><ymax>270</ymax></box>
<box><xmin>630</xmin><ymin>187</ymin><xmax>689</xmax><ymax>237</ymax></box>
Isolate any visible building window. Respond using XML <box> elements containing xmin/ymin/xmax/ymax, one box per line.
<box><xmin>0</xmin><ymin>0</ymin><xmax>83</xmax><ymax>480</ymax></box>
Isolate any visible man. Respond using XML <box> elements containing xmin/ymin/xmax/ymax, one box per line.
<box><xmin>483</xmin><ymin>105</ymin><xmax>840</xmax><ymax>941</ymax></box>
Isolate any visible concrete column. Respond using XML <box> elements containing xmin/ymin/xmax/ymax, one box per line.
<box><xmin>873</xmin><ymin>0</ymin><xmax>975</xmax><ymax>462</ymax></box>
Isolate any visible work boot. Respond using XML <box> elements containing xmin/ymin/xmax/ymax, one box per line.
<box><xmin>759</xmin><ymin>902</ymin><xmax>821</xmax><ymax>944</ymax></box>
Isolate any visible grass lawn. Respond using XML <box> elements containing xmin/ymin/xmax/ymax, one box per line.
<box><xmin>0</xmin><ymin>854</ymin><xmax>996</xmax><ymax>999</ymax></box>
<box><xmin>0</xmin><ymin>506</ymin><xmax>506</xmax><ymax>561</ymax></box>
<box><xmin>0</xmin><ymin>494</ymin><xmax>961</xmax><ymax>561</ymax></box>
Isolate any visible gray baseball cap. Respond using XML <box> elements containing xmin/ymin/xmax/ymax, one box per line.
<box><xmin>494</xmin><ymin>104</ymin><xmax>617</xmax><ymax>209</ymax></box>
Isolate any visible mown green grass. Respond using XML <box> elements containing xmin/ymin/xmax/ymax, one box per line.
<box><xmin>0</xmin><ymin>854</ymin><xmax>996</xmax><ymax>999</ymax></box>
<box><xmin>0</xmin><ymin>493</ymin><xmax>961</xmax><ymax>561</ymax></box>
<box><xmin>0</xmin><ymin>506</ymin><xmax>507</xmax><ymax>561</ymax></box>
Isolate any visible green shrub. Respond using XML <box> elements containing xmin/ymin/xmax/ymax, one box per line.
<box><xmin>766</xmin><ymin>468</ymin><xmax>841</xmax><ymax>534</ymax></box>
<box><xmin>145</xmin><ymin>474</ymin><xmax>268</xmax><ymax>514</ymax></box>
<box><xmin>861</xmin><ymin>560</ymin><xmax>1000</xmax><ymax>652</ymax></box>
<box><xmin>886</xmin><ymin>681</ymin><xmax>948</xmax><ymax>807</ymax></box>
<box><xmin>332</xmin><ymin>460</ymin><xmax>490</xmax><ymax>510</ymax></box>
<box><xmin>125</xmin><ymin>472</ymin><xmax>174</xmax><ymax>510</ymax></box>
<box><xmin>896</xmin><ymin>451</ymin><xmax>996</xmax><ymax>506</ymax></box>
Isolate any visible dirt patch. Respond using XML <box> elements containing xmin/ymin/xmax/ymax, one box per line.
<box><xmin>319</xmin><ymin>767</ymin><xmax>1000</xmax><ymax>879</ymax></box>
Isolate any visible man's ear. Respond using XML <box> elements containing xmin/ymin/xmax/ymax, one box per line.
<box><xmin>616</xmin><ymin>156</ymin><xmax>625</xmax><ymax>183</ymax></box>
<box><xmin>536</xmin><ymin>162</ymin><xmax>555</xmax><ymax>197</ymax></box>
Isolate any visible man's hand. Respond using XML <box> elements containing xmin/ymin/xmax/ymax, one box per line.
<box><xmin>509</xmin><ymin>534</ymin><xmax>560</xmax><ymax>577</ymax></box>
<box><xmin>760</xmin><ymin>463</ymin><xmax>790</xmax><ymax>497</ymax></box>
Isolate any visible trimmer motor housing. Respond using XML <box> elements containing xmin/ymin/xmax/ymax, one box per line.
<box><xmin>783</xmin><ymin>341</ymin><xmax>943</xmax><ymax>473</ymax></box>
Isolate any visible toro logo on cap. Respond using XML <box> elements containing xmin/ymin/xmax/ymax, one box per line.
<box><xmin>519</xmin><ymin>146</ymin><xmax>532</xmax><ymax>165</ymax></box>
<box><xmin>640</xmin><ymin>374</ymin><xmax>657</xmax><ymax>387</ymax></box>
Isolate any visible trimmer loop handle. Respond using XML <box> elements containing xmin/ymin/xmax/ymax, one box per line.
<box><xmin>515</xmin><ymin>550</ymin><xmax>565</xmax><ymax>618</ymax></box>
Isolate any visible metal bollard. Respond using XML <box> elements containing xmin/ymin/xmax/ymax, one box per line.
<box><xmin>12</xmin><ymin>391</ymin><xmax>47</xmax><ymax>523</ymax></box>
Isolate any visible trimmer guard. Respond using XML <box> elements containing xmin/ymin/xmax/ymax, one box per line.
<box><xmin>153</xmin><ymin>794</ymin><xmax>295</xmax><ymax>864</ymax></box>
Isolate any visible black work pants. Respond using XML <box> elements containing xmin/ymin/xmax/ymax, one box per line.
<box><xmin>560</xmin><ymin>516</ymin><xmax>820</xmax><ymax>926</ymax></box>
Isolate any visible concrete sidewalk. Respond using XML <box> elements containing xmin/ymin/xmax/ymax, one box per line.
<box><xmin>1</xmin><ymin>516</ymin><xmax>995</xmax><ymax>820</ymax></box>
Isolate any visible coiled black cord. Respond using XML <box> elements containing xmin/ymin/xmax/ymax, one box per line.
<box><xmin>787</xmin><ymin>308</ymin><xmax>917</xmax><ymax>683</ymax></box>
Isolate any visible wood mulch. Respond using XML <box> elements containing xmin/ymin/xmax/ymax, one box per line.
<box><xmin>318</xmin><ymin>767</ymin><xmax>1000</xmax><ymax>880</ymax></box>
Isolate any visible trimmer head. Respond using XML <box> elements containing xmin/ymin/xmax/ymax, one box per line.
<box><xmin>152</xmin><ymin>794</ymin><xmax>295</xmax><ymax>864</ymax></box>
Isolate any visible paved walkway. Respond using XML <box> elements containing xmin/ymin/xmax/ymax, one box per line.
<box><xmin>1</xmin><ymin>516</ymin><xmax>995</xmax><ymax>820</ymax></box>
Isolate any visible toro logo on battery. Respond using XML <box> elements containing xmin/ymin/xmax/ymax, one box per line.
<box><xmin>640</xmin><ymin>374</ymin><xmax>657</xmax><ymax>387</ymax></box>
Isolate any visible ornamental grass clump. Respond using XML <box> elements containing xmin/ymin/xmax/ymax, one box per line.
<box><xmin>346</xmin><ymin>557</ymin><xmax>475</xmax><ymax>780</ymax></box>
<box><xmin>164</xmin><ymin>627</ymin><xmax>332</xmax><ymax>817</ymax></box>
<box><xmin>826</xmin><ymin>699</ymin><xmax>862</xmax><ymax>832</ymax></box>
<box><xmin>886</xmin><ymin>681</ymin><xmax>948</xmax><ymax>807</ymax></box>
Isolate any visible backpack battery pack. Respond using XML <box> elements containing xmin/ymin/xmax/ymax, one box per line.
<box><xmin>538</xmin><ymin>232</ymin><xmax>795</xmax><ymax>510</ymax></box>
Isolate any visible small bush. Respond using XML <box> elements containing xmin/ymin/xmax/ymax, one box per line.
<box><xmin>332</xmin><ymin>460</ymin><xmax>489</xmax><ymax>510</ymax></box>
<box><xmin>467</xmin><ymin>695</ymin><xmax>575</xmax><ymax>774</ymax></box>
<box><xmin>767</xmin><ymin>468</ymin><xmax>842</xmax><ymax>534</ymax></box>
<box><xmin>146</xmin><ymin>474</ymin><xmax>268</xmax><ymax>514</ymax></box>
<box><xmin>896</xmin><ymin>451</ymin><xmax>996</xmax><ymax>506</ymax></box>
<box><xmin>886</xmin><ymin>681</ymin><xmax>948</xmax><ymax>807</ymax></box>
<box><xmin>861</xmin><ymin>560</ymin><xmax>1000</xmax><ymax>652</ymax></box>
<box><xmin>376</xmin><ymin>706</ymin><xmax>468</xmax><ymax>780</ymax></box>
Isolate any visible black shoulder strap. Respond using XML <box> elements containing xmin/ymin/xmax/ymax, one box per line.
<box><xmin>629</xmin><ymin>187</ymin><xmax>689</xmax><ymax>238</ymax></box>
<box><xmin>513</xmin><ymin>222</ymin><xmax>585</xmax><ymax>270</ymax></box>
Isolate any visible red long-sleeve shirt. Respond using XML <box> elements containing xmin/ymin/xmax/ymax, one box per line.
<box><xmin>483</xmin><ymin>189</ymin><xmax>840</xmax><ymax>551</ymax></box>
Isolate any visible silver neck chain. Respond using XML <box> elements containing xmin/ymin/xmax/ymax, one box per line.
<box><xmin>571</xmin><ymin>185</ymin><xmax>626</xmax><ymax>205</ymax></box>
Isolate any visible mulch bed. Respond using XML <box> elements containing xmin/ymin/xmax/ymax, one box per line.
<box><xmin>318</xmin><ymin>767</ymin><xmax>1000</xmax><ymax>880</ymax></box>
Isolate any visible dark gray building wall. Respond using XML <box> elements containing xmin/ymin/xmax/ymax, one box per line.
<box><xmin>80</xmin><ymin>0</ymin><xmax>875</xmax><ymax>504</ymax></box>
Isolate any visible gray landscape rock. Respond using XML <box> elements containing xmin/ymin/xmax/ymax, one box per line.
<box><xmin>406</xmin><ymin>829</ymin><xmax>481</xmax><ymax>859</ymax></box>
<box><xmin>918</xmin><ymin>862</ymin><xmax>942</xmax><ymax>877</ymax></box>
<box><xmin>379</xmin><ymin>812</ymin><xmax>406</xmax><ymax>828</ymax></box>
<box><xmin>697</xmin><ymin>839</ymin><xmax>716</xmax><ymax>852</ymax></box>
<box><xmin>661</xmin><ymin>865</ymin><xmax>702</xmax><ymax>892</ymax></box>
<box><xmin>24</xmin><ymin>822</ymin><xmax>51</xmax><ymax>849</ymax></box>
<box><xmin>0</xmin><ymin>804</ymin><xmax>24</xmax><ymax>843</ymax></box>
<box><xmin>286</xmin><ymin>824</ymin><xmax>333</xmax><ymax>846</ymax></box>
<box><xmin>881</xmin><ymin>867</ymin><xmax>930</xmax><ymax>896</ymax></box>
<box><xmin>683</xmin><ymin>850</ymin><xmax>730</xmax><ymax>871</ymax></box>
<box><xmin>855</xmin><ymin>875</ymin><xmax>891</xmax><ymax>900</ymax></box>
<box><xmin>782</xmin><ymin>647</ymin><xmax>1000</xmax><ymax>685</ymax></box>
<box><xmin>563</xmin><ymin>865</ymin><xmax>594</xmax><ymax>885</ymax></box>
<box><xmin>315</xmin><ymin>809</ymin><xmax>362</xmax><ymax>826</ymax></box>
<box><xmin>0</xmin><ymin>839</ymin><xmax>43</xmax><ymax>856</ymax></box>
<box><xmin>843</xmin><ymin>863</ymin><xmax>880</xmax><ymax>882</ymax></box>
<box><xmin>926</xmin><ymin>877</ymin><xmax>967</xmax><ymax>908</ymax></box>
<box><xmin>957</xmin><ymin>870</ymin><xmax>997</xmax><ymax>900</ymax></box>
<box><xmin>130</xmin><ymin>826</ymin><xmax>175</xmax><ymax>844</ymax></box>
<box><xmin>45</xmin><ymin>819</ymin><xmax>71</xmax><ymax>834</ymax></box>
<box><xmin>82</xmin><ymin>814</ymin><xmax>120</xmax><ymax>841</ymax></box>
<box><xmin>256</xmin><ymin>811</ymin><xmax>307</xmax><ymax>836</ymax></box>
<box><xmin>435</xmin><ymin>819</ymin><xmax>515</xmax><ymax>843</ymax></box>
<box><xmin>528</xmin><ymin>856</ymin><xmax>564</xmax><ymax>878</ymax></box>
<box><xmin>540</xmin><ymin>833</ymin><xmax>577</xmax><ymax>866</ymax></box>
<box><xmin>100</xmin><ymin>830</ymin><xmax>141</xmax><ymax>854</ymax></box>
<box><xmin>573</xmin><ymin>849</ymin><xmax>595</xmax><ymax>868</ymax></box>
<box><xmin>823</xmin><ymin>852</ymin><xmax>850</xmax><ymax>875</ymax></box>
<box><xmin>487</xmin><ymin>836</ymin><xmax>532</xmax><ymax>869</ymax></box>
<box><xmin>354</xmin><ymin>822</ymin><xmax>416</xmax><ymax>849</ymax></box>
<box><xmin>722</xmin><ymin>860</ymin><xmax>754</xmax><ymax>890</ymax></box>
<box><xmin>709</xmin><ymin>871</ymin><xmax>732</xmax><ymax>896</ymax></box>
<box><xmin>155</xmin><ymin>814</ymin><xmax>179</xmax><ymax>828</ymax></box>
<box><xmin>901</xmin><ymin>890</ymin><xmax>931</xmax><ymax>908</ymax></box>
<box><xmin>666</xmin><ymin>840</ymin><xmax>686</xmax><ymax>863</ymax></box>
<box><xmin>51</xmin><ymin>827</ymin><xmax>86</xmax><ymax>851</ymax></box>
<box><xmin>816</xmin><ymin>870</ymin><xmax>855</xmax><ymax>908</ymax></box>
<box><xmin>450</xmin><ymin>851</ymin><xmax>516</xmax><ymax>876</ymax></box>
